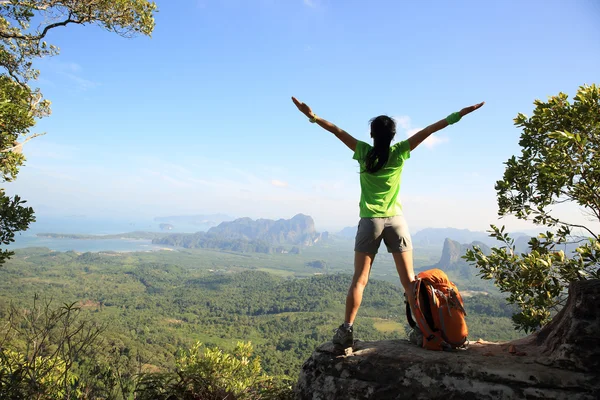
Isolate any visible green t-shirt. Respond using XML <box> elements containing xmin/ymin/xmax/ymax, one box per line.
<box><xmin>353</xmin><ymin>140</ymin><xmax>411</xmax><ymax>218</ymax></box>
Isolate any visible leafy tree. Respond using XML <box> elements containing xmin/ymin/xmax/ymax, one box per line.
<box><xmin>0</xmin><ymin>0</ymin><xmax>157</xmax><ymax>264</ymax></box>
<box><xmin>136</xmin><ymin>341</ymin><xmax>294</xmax><ymax>400</ymax></box>
<box><xmin>464</xmin><ymin>84</ymin><xmax>600</xmax><ymax>332</ymax></box>
<box><xmin>0</xmin><ymin>192</ymin><xmax>33</xmax><ymax>264</ymax></box>
<box><xmin>0</xmin><ymin>297</ymin><xmax>104</xmax><ymax>399</ymax></box>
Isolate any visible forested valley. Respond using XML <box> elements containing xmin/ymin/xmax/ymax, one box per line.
<box><xmin>0</xmin><ymin>246</ymin><xmax>522</xmax><ymax>393</ymax></box>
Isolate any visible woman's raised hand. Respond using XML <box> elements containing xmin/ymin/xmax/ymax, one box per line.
<box><xmin>292</xmin><ymin>97</ymin><xmax>314</xmax><ymax>118</ymax></box>
<box><xmin>459</xmin><ymin>102</ymin><xmax>485</xmax><ymax>117</ymax></box>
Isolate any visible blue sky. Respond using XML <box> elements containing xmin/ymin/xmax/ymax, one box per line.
<box><xmin>5</xmin><ymin>0</ymin><xmax>600</xmax><ymax>232</ymax></box>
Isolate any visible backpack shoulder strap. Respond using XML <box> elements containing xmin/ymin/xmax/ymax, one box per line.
<box><xmin>410</xmin><ymin>278</ymin><xmax>439</xmax><ymax>344</ymax></box>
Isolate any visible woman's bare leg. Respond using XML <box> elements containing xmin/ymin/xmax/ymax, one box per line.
<box><xmin>344</xmin><ymin>251</ymin><xmax>375</xmax><ymax>324</ymax></box>
<box><xmin>392</xmin><ymin>250</ymin><xmax>417</xmax><ymax>311</ymax></box>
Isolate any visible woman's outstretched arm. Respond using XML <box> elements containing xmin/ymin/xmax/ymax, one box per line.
<box><xmin>292</xmin><ymin>97</ymin><xmax>357</xmax><ymax>152</ymax></box>
<box><xmin>407</xmin><ymin>102</ymin><xmax>485</xmax><ymax>151</ymax></box>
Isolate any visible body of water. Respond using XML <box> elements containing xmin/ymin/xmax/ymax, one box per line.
<box><xmin>3</xmin><ymin>215</ymin><xmax>209</xmax><ymax>253</ymax></box>
<box><xmin>24</xmin><ymin>215</ymin><xmax>209</xmax><ymax>235</ymax></box>
<box><xmin>7</xmin><ymin>235</ymin><xmax>172</xmax><ymax>253</ymax></box>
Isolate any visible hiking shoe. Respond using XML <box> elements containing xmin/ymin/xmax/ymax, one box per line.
<box><xmin>332</xmin><ymin>324</ymin><xmax>353</xmax><ymax>348</ymax></box>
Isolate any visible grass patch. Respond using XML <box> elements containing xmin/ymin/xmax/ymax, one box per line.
<box><xmin>371</xmin><ymin>318</ymin><xmax>404</xmax><ymax>333</ymax></box>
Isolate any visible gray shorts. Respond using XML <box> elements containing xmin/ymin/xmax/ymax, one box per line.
<box><xmin>354</xmin><ymin>215</ymin><xmax>413</xmax><ymax>254</ymax></box>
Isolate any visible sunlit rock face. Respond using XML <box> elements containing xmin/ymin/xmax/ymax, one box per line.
<box><xmin>296</xmin><ymin>280</ymin><xmax>600</xmax><ymax>400</ymax></box>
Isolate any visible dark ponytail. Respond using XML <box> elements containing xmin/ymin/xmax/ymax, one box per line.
<box><xmin>364</xmin><ymin>115</ymin><xmax>396</xmax><ymax>173</ymax></box>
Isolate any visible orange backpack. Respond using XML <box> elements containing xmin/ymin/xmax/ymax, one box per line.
<box><xmin>406</xmin><ymin>269</ymin><xmax>468</xmax><ymax>351</ymax></box>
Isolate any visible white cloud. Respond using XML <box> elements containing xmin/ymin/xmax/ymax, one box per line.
<box><xmin>40</xmin><ymin>59</ymin><xmax>99</xmax><ymax>91</ymax></box>
<box><xmin>395</xmin><ymin>116</ymin><xmax>411</xmax><ymax>130</ymax></box>
<box><xmin>303</xmin><ymin>0</ymin><xmax>316</xmax><ymax>8</ymax></box>
<box><xmin>395</xmin><ymin>115</ymin><xmax>449</xmax><ymax>149</ymax></box>
<box><xmin>421</xmin><ymin>135</ymin><xmax>449</xmax><ymax>148</ymax></box>
<box><xmin>63</xmin><ymin>73</ymin><xmax>99</xmax><ymax>91</ymax></box>
<box><xmin>57</xmin><ymin>62</ymin><xmax>82</xmax><ymax>73</ymax></box>
<box><xmin>271</xmin><ymin>179</ymin><xmax>289</xmax><ymax>188</ymax></box>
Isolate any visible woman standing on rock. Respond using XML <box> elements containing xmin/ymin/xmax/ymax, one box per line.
<box><xmin>292</xmin><ymin>96</ymin><xmax>484</xmax><ymax>348</ymax></box>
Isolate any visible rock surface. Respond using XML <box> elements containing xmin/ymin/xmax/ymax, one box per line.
<box><xmin>296</xmin><ymin>339</ymin><xmax>598</xmax><ymax>400</ymax></box>
<box><xmin>296</xmin><ymin>280</ymin><xmax>600</xmax><ymax>400</ymax></box>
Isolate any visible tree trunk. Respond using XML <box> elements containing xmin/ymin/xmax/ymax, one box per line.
<box><xmin>534</xmin><ymin>279</ymin><xmax>600</xmax><ymax>372</ymax></box>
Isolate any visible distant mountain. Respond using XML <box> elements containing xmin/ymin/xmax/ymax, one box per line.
<box><xmin>419</xmin><ymin>238</ymin><xmax>492</xmax><ymax>281</ymax></box>
<box><xmin>335</xmin><ymin>226</ymin><xmax>530</xmax><ymax>247</ymax></box>
<box><xmin>514</xmin><ymin>235</ymin><xmax>532</xmax><ymax>254</ymax></box>
<box><xmin>412</xmin><ymin>227</ymin><xmax>529</xmax><ymax>248</ymax></box>
<box><xmin>207</xmin><ymin>214</ymin><xmax>321</xmax><ymax>246</ymax></box>
<box><xmin>153</xmin><ymin>214</ymin><xmax>324</xmax><ymax>253</ymax></box>
<box><xmin>513</xmin><ymin>234</ymin><xmax>588</xmax><ymax>256</ymax></box>
<box><xmin>421</xmin><ymin>233</ymin><xmax>591</xmax><ymax>293</ymax></box>
<box><xmin>336</xmin><ymin>226</ymin><xmax>357</xmax><ymax>239</ymax></box>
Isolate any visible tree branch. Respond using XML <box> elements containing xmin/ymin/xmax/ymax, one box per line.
<box><xmin>0</xmin><ymin>13</ymin><xmax>88</xmax><ymax>41</ymax></box>
<box><xmin>549</xmin><ymin>216</ymin><xmax>598</xmax><ymax>240</ymax></box>
<box><xmin>561</xmin><ymin>236</ymin><xmax>591</xmax><ymax>245</ymax></box>
<box><xmin>0</xmin><ymin>132</ymin><xmax>46</xmax><ymax>153</ymax></box>
<box><xmin>37</xmin><ymin>14</ymin><xmax>88</xmax><ymax>40</ymax></box>
<box><xmin>553</xmin><ymin>197</ymin><xmax>572</xmax><ymax>205</ymax></box>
